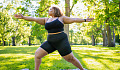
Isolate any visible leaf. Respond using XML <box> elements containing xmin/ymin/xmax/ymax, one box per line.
<box><xmin>73</xmin><ymin>0</ymin><xmax>78</xmax><ymax>4</ymax></box>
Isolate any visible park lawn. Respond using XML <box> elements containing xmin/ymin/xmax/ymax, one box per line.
<box><xmin>0</xmin><ymin>45</ymin><xmax>120</xmax><ymax>70</ymax></box>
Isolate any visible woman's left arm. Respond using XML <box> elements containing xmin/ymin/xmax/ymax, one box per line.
<box><xmin>63</xmin><ymin>16</ymin><xmax>94</xmax><ymax>24</ymax></box>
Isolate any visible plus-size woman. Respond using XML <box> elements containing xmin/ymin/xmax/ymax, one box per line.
<box><xmin>14</xmin><ymin>6</ymin><xmax>94</xmax><ymax>70</ymax></box>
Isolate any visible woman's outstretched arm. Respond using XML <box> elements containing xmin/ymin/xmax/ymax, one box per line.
<box><xmin>14</xmin><ymin>13</ymin><xmax>47</xmax><ymax>25</ymax></box>
<box><xmin>63</xmin><ymin>16</ymin><xmax>94</xmax><ymax>24</ymax></box>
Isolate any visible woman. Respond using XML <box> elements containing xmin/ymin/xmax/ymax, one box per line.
<box><xmin>14</xmin><ymin>6</ymin><xmax>94</xmax><ymax>70</ymax></box>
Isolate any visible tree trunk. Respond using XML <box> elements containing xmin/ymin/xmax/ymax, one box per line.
<box><xmin>102</xmin><ymin>30</ymin><xmax>108</xmax><ymax>46</ymax></box>
<box><xmin>119</xmin><ymin>0</ymin><xmax>120</xmax><ymax>12</ymax></box>
<box><xmin>70</xmin><ymin>30</ymin><xmax>73</xmax><ymax>44</ymax></box>
<box><xmin>118</xmin><ymin>34</ymin><xmax>120</xmax><ymax>45</ymax></box>
<box><xmin>113</xmin><ymin>26</ymin><xmax>115</xmax><ymax>47</ymax></box>
<box><xmin>104</xmin><ymin>0</ymin><xmax>110</xmax><ymax>47</ymax></box>
<box><xmin>2</xmin><ymin>40</ymin><xmax>4</xmax><ymax>47</ymax></box>
<box><xmin>9</xmin><ymin>40</ymin><xmax>10</xmax><ymax>46</ymax></box>
<box><xmin>4</xmin><ymin>40</ymin><xmax>5</xmax><ymax>46</ymax></box>
<box><xmin>0</xmin><ymin>40</ymin><xmax>1</xmax><ymax>46</ymax></box>
<box><xmin>2</xmin><ymin>37</ymin><xmax>4</xmax><ymax>47</ymax></box>
<box><xmin>28</xmin><ymin>36</ymin><xmax>31</xmax><ymax>46</ymax></box>
<box><xmin>92</xmin><ymin>35</ymin><xmax>95</xmax><ymax>46</ymax></box>
<box><xmin>106</xmin><ymin>25</ymin><xmax>113</xmax><ymax>47</ymax></box>
<box><xmin>65</xmin><ymin>0</ymin><xmax>70</xmax><ymax>40</ymax></box>
<box><xmin>102</xmin><ymin>22</ymin><xmax>107</xmax><ymax>47</ymax></box>
<box><xmin>117</xmin><ymin>0</ymin><xmax>119</xmax><ymax>44</ymax></box>
<box><xmin>12</xmin><ymin>37</ymin><xmax>16</xmax><ymax>46</ymax></box>
<box><xmin>70</xmin><ymin>32</ymin><xmax>72</xmax><ymax>44</ymax></box>
<box><xmin>96</xmin><ymin>38</ymin><xmax>97</xmax><ymax>45</ymax></box>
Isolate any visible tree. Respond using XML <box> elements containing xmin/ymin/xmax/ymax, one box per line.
<box><xmin>0</xmin><ymin>4</ymin><xmax>12</xmax><ymax>46</ymax></box>
<box><xmin>64</xmin><ymin>0</ymin><xmax>70</xmax><ymax>38</ymax></box>
<box><xmin>69</xmin><ymin>29</ymin><xmax>73</xmax><ymax>44</ymax></box>
<box><xmin>65</xmin><ymin>0</ymin><xmax>78</xmax><ymax>40</ymax></box>
<box><xmin>82</xmin><ymin>0</ymin><xmax>119</xmax><ymax>47</ymax></box>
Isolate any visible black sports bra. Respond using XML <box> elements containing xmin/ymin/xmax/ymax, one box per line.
<box><xmin>45</xmin><ymin>18</ymin><xmax>64</xmax><ymax>33</ymax></box>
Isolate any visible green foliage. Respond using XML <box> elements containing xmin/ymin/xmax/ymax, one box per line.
<box><xmin>0</xmin><ymin>0</ymin><xmax>119</xmax><ymax>45</ymax></box>
<box><xmin>83</xmin><ymin>0</ymin><xmax>119</xmax><ymax>26</ymax></box>
<box><xmin>80</xmin><ymin>0</ymin><xmax>119</xmax><ymax>45</ymax></box>
<box><xmin>0</xmin><ymin>0</ymin><xmax>61</xmax><ymax>46</ymax></box>
<box><xmin>31</xmin><ymin>23</ymin><xmax>47</xmax><ymax>44</ymax></box>
<box><xmin>73</xmin><ymin>0</ymin><xmax>78</xmax><ymax>4</ymax></box>
<box><xmin>115</xmin><ymin>34</ymin><xmax>120</xmax><ymax>43</ymax></box>
<box><xmin>0</xmin><ymin>5</ymin><xmax>12</xmax><ymax>46</ymax></box>
<box><xmin>36</xmin><ymin>0</ymin><xmax>60</xmax><ymax>17</ymax></box>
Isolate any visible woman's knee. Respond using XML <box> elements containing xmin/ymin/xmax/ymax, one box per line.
<box><xmin>35</xmin><ymin>47</ymin><xmax>48</xmax><ymax>59</ymax></box>
<box><xmin>63</xmin><ymin>52</ymin><xmax>75</xmax><ymax>62</ymax></box>
<box><xmin>35</xmin><ymin>51</ymin><xmax>41</xmax><ymax>59</ymax></box>
<box><xmin>65</xmin><ymin>56</ymin><xmax>75</xmax><ymax>62</ymax></box>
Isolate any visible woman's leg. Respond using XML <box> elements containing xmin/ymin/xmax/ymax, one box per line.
<box><xmin>35</xmin><ymin>41</ymin><xmax>56</xmax><ymax>70</ymax></box>
<box><xmin>62</xmin><ymin>52</ymin><xmax>84</xmax><ymax>70</ymax></box>
<box><xmin>53</xmin><ymin>33</ymin><xmax>84</xmax><ymax>70</ymax></box>
<box><xmin>35</xmin><ymin>47</ymin><xmax>48</xmax><ymax>70</ymax></box>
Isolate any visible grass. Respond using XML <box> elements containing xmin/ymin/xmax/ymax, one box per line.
<box><xmin>0</xmin><ymin>45</ymin><xmax>120</xmax><ymax>70</ymax></box>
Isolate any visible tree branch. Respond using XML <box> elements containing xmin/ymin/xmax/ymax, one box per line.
<box><xmin>70</xmin><ymin>3</ymin><xmax>75</xmax><ymax>12</ymax></box>
<box><xmin>38</xmin><ymin>6</ymin><xmax>50</xmax><ymax>12</ymax></box>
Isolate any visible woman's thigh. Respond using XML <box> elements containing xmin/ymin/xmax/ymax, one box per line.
<box><xmin>56</xmin><ymin>37</ymin><xmax>72</xmax><ymax>56</ymax></box>
<box><xmin>40</xmin><ymin>41</ymin><xmax>56</xmax><ymax>54</ymax></box>
<box><xmin>35</xmin><ymin>41</ymin><xmax>56</xmax><ymax>58</ymax></box>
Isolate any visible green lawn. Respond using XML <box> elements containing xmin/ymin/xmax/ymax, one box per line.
<box><xmin>0</xmin><ymin>45</ymin><xmax>120</xmax><ymax>70</ymax></box>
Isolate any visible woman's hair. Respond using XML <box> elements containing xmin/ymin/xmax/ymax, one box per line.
<box><xmin>52</xmin><ymin>6</ymin><xmax>63</xmax><ymax>17</ymax></box>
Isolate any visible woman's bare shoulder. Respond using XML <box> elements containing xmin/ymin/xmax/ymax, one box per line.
<box><xmin>59</xmin><ymin>16</ymin><xmax>66</xmax><ymax>20</ymax></box>
<box><xmin>44</xmin><ymin>17</ymin><xmax>49</xmax><ymax>23</ymax></box>
<box><xmin>59</xmin><ymin>16</ymin><xmax>65</xmax><ymax>18</ymax></box>
<box><xmin>44</xmin><ymin>17</ymin><xmax>49</xmax><ymax>20</ymax></box>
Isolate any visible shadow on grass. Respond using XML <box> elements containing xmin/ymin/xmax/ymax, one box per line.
<box><xmin>72</xmin><ymin>49</ymin><xmax>120</xmax><ymax>70</ymax></box>
<box><xmin>72</xmin><ymin>51</ymin><xmax>88</xmax><ymax>69</ymax></box>
<box><xmin>0</xmin><ymin>46</ymin><xmax>77</xmax><ymax>70</ymax></box>
<box><xmin>0</xmin><ymin>47</ymin><xmax>72</xmax><ymax>70</ymax></box>
<box><xmin>0</xmin><ymin>46</ymin><xmax>37</xmax><ymax>70</ymax></box>
<box><xmin>0</xmin><ymin>56</ymin><xmax>35</xmax><ymax>70</ymax></box>
<box><xmin>39</xmin><ymin>52</ymin><xmax>77</xmax><ymax>70</ymax></box>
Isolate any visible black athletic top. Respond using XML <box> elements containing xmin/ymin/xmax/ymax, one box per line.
<box><xmin>45</xmin><ymin>18</ymin><xmax>64</xmax><ymax>33</ymax></box>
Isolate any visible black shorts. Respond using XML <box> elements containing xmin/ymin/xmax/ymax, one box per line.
<box><xmin>40</xmin><ymin>32</ymin><xmax>72</xmax><ymax>56</ymax></box>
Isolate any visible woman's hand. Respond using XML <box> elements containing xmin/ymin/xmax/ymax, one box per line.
<box><xmin>14</xmin><ymin>13</ymin><xmax>23</xmax><ymax>19</ymax></box>
<box><xmin>86</xmin><ymin>16</ymin><xmax>94</xmax><ymax>22</ymax></box>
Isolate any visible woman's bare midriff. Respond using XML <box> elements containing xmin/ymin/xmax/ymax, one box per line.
<box><xmin>48</xmin><ymin>31</ymin><xmax>64</xmax><ymax>35</ymax></box>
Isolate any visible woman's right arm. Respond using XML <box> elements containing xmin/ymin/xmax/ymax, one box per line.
<box><xmin>14</xmin><ymin>13</ymin><xmax>47</xmax><ymax>25</ymax></box>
